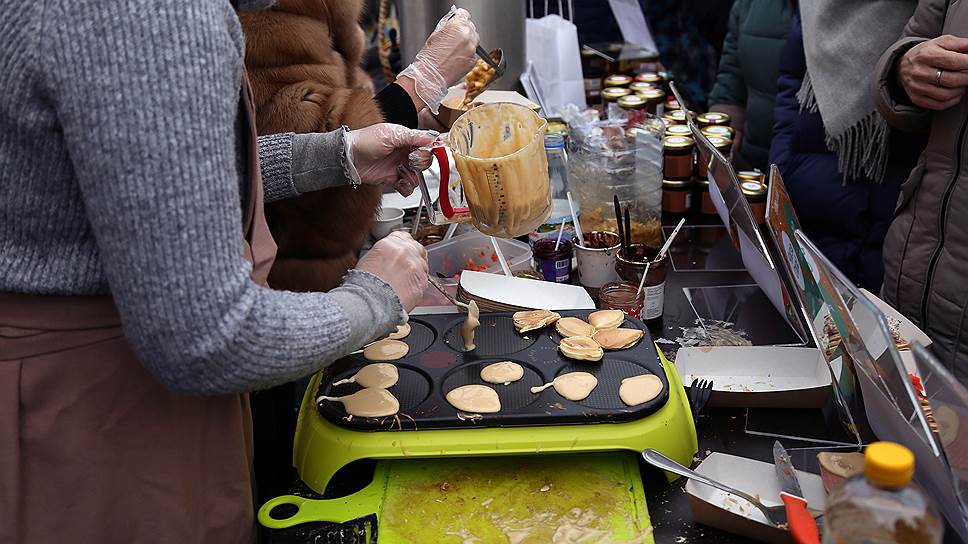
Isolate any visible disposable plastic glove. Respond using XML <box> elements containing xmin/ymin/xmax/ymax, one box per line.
<box><xmin>344</xmin><ymin>124</ymin><xmax>438</xmax><ymax>196</ymax></box>
<box><xmin>397</xmin><ymin>6</ymin><xmax>479</xmax><ymax>114</ymax></box>
<box><xmin>355</xmin><ymin>231</ymin><xmax>429</xmax><ymax>312</ymax></box>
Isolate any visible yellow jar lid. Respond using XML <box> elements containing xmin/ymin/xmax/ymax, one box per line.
<box><xmin>740</xmin><ymin>180</ymin><xmax>767</xmax><ymax>199</ymax></box>
<box><xmin>707</xmin><ymin>136</ymin><xmax>732</xmax><ymax>151</ymax></box>
<box><xmin>618</xmin><ymin>95</ymin><xmax>647</xmax><ymax>109</ymax></box>
<box><xmin>738</xmin><ymin>170</ymin><xmax>764</xmax><ymax>183</ymax></box>
<box><xmin>629</xmin><ymin>81</ymin><xmax>656</xmax><ymax>93</ymax></box>
<box><xmin>604</xmin><ymin>75</ymin><xmax>633</xmax><ymax>87</ymax></box>
<box><xmin>663</xmin><ymin>135</ymin><xmax>695</xmax><ymax>149</ymax></box>
<box><xmin>635</xmin><ymin>72</ymin><xmax>663</xmax><ymax>84</ymax></box>
<box><xmin>865</xmin><ymin>441</ymin><xmax>915</xmax><ymax>488</ymax></box>
<box><xmin>602</xmin><ymin>87</ymin><xmax>632</xmax><ymax>101</ymax></box>
<box><xmin>665</xmin><ymin>100</ymin><xmax>681</xmax><ymax>111</ymax></box>
<box><xmin>663</xmin><ymin>178</ymin><xmax>693</xmax><ymax>190</ymax></box>
<box><xmin>697</xmin><ymin>112</ymin><xmax>731</xmax><ymax>126</ymax></box>
<box><xmin>637</xmin><ymin>88</ymin><xmax>666</xmax><ymax>103</ymax></box>
<box><xmin>702</xmin><ymin>125</ymin><xmax>734</xmax><ymax>139</ymax></box>
<box><xmin>665</xmin><ymin>125</ymin><xmax>692</xmax><ymax>137</ymax></box>
<box><xmin>663</xmin><ymin>110</ymin><xmax>687</xmax><ymax>124</ymax></box>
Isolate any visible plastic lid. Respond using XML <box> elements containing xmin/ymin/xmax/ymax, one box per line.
<box><xmin>544</xmin><ymin>133</ymin><xmax>565</xmax><ymax>149</ymax></box>
<box><xmin>865</xmin><ymin>441</ymin><xmax>915</xmax><ymax>488</ymax></box>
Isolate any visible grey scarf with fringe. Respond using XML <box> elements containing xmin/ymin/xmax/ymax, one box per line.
<box><xmin>797</xmin><ymin>0</ymin><xmax>917</xmax><ymax>182</ymax></box>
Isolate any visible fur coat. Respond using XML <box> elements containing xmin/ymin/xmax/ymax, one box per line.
<box><xmin>241</xmin><ymin>0</ymin><xmax>384</xmax><ymax>292</ymax></box>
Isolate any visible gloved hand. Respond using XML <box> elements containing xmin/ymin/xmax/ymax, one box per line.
<box><xmin>344</xmin><ymin>123</ymin><xmax>438</xmax><ymax>196</ymax></box>
<box><xmin>355</xmin><ymin>231</ymin><xmax>429</xmax><ymax>312</ymax></box>
<box><xmin>397</xmin><ymin>6</ymin><xmax>479</xmax><ymax>114</ymax></box>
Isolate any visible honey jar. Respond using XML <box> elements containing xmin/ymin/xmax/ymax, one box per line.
<box><xmin>636</xmin><ymin>88</ymin><xmax>666</xmax><ymax>115</ymax></box>
<box><xmin>696</xmin><ymin>178</ymin><xmax>718</xmax><ymax>215</ymax></box>
<box><xmin>665</xmin><ymin>99</ymin><xmax>681</xmax><ymax>111</ymax></box>
<box><xmin>665</xmin><ymin>124</ymin><xmax>692</xmax><ymax>138</ymax></box>
<box><xmin>662</xmin><ymin>178</ymin><xmax>693</xmax><ymax>215</ymax></box>
<box><xmin>738</xmin><ymin>170</ymin><xmax>765</xmax><ymax>184</ymax></box>
<box><xmin>662</xmin><ymin>110</ymin><xmax>687</xmax><ymax>126</ymax></box>
<box><xmin>601</xmin><ymin>87</ymin><xmax>632</xmax><ymax>119</ymax></box>
<box><xmin>618</xmin><ymin>94</ymin><xmax>647</xmax><ymax>127</ymax></box>
<box><xmin>663</xmin><ymin>136</ymin><xmax>695</xmax><ymax>180</ymax></box>
<box><xmin>634</xmin><ymin>72</ymin><xmax>664</xmax><ymax>86</ymax></box>
<box><xmin>697</xmin><ymin>112</ymin><xmax>731</xmax><ymax>127</ymax></box>
<box><xmin>698</xmin><ymin>136</ymin><xmax>732</xmax><ymax>178</ymax></box>
<box><xmin>603</xmin><ymin>74</ymin><xmax>633</xmax><ymax>89</ymax></box>
<box><xmin>741</xmin><ymin>180</ymin><xmax>768</xmax><ymax>224</ymax></box>
<box><xmin>701</xmin><ymin>125</ymin><xmax>735</xmax><ymax>141</ymax></box>
<box><xmin>629</xmin><ymin>81</ymin><xmax>656</xmax><ymax>94</ymax></box>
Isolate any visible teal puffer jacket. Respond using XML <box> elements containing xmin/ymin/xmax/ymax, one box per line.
<box><xmin>708</xmin><ymin>0</ymin><xmax>792</xmax><ymax>169</ymax></box>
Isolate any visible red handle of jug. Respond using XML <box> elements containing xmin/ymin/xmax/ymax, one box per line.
<box><xmin>433</xmin><ymin>144</ymin><xmax>469</xmax><ymax>219</ymax></box>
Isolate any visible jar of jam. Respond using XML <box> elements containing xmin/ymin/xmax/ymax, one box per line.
<box><xmin>741</xmin><ymin>180</ymin><xmax>768</xmax><ymax>224</ymax></box>
<box><xmin>698</xmin><ymin>136</ymin><xmax>732</xmax><ymax>178</ymax></box>
<box><xmin>701</xmin><ymin>125</ymin><xmax>735</xmax><ymax>141</ymax></box>
<box><xmin>665</xmin><ymin>99</ymin><xmax>681</xmax><ymax>111</ymax></box>
<box><xmin>662</xmin><ymin>178</ymin><xmax>693</xmax><ymax>215</ymax></box>
<box><xmin>533</xmin><ymin>238</ymin><xmax>574</xmax><ymax>283</ymax></box>
<box><xmin>628</xmin><ymin>81</ymin><xmax>655</xmax><ymax>94</ymax></box>
<box><xmin>696</xmin><ymin>178</ymin><xmax>718</xmax><ymax>215</ymax></box>
<box><xmin>602</xmin><ymin>87</ymin><xmax>632</xmax><ymax>119</ymax></box>
<box><xmin>614</xmin><ymin>244</ymin><xmax>668</xmax><ymax>322</ymax></box>
<box><xmin>634</xmin><ymin>71</ymin><xmax>663</xmax><ymax>86</ymax></box>
<box><xmin>636</xmin><ymin>87</ymin><xmax>666</xmax><ymax>115</ymax></box>
<box><xmin>662</xmin><ymin>109</ymin><xmax>687</xmax><ymax>126</ymax></box>
<box><xmin>598</xmin><ymin>281</ymin><xmax>644</xmax><ymax>318</ymax></box>
<box><xmin>618</xmin><ymin>94</ymin><xmax>647</xmax><ymax>127</ymax></box>
<box><xmin>738</xmin><ymin>170</ymin><xmax>765</xmax><ymax>184</ymax></box>
<box><xmin>663</xmin><ymin>135</ymin><xmax>695</xmax><ymax>180</ymax></box>
<box><xmin>697</xmin><ymin>112</ymin><xmax>731</xmax><ymax>127</ymax></box>
<box><xmin>604</xmin><ymin>74</ymin><xmax>633</xmax><ymax>89</ymax></box>
<box><xmin>665</xmin><ymin>124</ymin><xmax>692</xmax><ymax>138</ymax></box>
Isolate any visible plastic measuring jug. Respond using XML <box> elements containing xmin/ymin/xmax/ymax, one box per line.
<box><xmin>417</xmin><ymin>102</ymin><xmax>552</xmax><ymax>238</ymax></box>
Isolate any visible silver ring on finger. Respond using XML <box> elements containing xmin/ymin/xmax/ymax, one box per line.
<box><xmin>936</xmin><ymin>69</ymin><xmax>945</xmax><ymax>87</ymax></box>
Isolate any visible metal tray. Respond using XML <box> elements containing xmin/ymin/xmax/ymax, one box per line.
<box><xmin>315</xmin><ymin>310</ymin><xmax>669</xmax><ymax>430</ymax></box>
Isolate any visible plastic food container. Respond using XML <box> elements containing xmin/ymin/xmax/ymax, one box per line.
<box><xmin>418</xmin><ymin>231</ymin><xmax>533</xmax><ymax>307</ymax></box>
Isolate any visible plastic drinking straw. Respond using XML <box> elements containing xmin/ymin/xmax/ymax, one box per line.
<box><xmin>553</xmin><ymin>218</ymin><xmax>567</xmax><ymax>251</ymax></box>
<box><xmin>444</xmin><ymin>223</ymin><xmax>459</xmax><ymax>240</ymax></box>
<box><xmin>636</xmin><ymin>261</ymin><xmax>652</xmax><ymax>298</ymax></box>
<box><xmin>657</xmin><ymin>218</ymin><xmax>687</xmax><ymax>261</ymax></box>
<box><xmin>490</xmin><ymin>237</ymin><xmax>512</xmax><ymax>277</ymax></box>
<box><xmin>566</xmin><ymin>191</ymin><xmax>585</xmax><ymax>247</ymax></box>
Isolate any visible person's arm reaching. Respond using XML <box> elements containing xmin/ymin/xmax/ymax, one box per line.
<box><xmin>41</xmin><ymin>0</ymin><xmax>428</xmax><ymax>395</ymax></box>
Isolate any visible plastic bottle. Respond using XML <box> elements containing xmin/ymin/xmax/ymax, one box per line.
<box><xmin>530</xmin><ymin>133</ymin><xmax>576</xmax><ymax>246</ymax></box>
<box><xmin>823</xmin><ymin>441</ymin><xmax>943</xmax><ymax>544</ymax></box>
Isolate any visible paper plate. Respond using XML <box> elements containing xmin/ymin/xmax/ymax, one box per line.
<box><xmin>458</xmin><ymin>270</ymin><xmax>595</xmax><ymax>311</ymax></box>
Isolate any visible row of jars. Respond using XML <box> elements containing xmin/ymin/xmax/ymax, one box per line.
<box><xmin>661</xmin><ymin>172</ymin><xmax>768</xmax><ymax>224</ymax></box>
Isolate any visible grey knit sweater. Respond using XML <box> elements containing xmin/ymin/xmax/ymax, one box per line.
<box><xmin>0</xmin><ymin>0</ymin><xmax>403</xmax><ymax>394</ymax></box>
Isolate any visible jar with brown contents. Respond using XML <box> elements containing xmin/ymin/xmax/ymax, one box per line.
<box><xmin>628</xmin><ymin>81</ymin><xmax>655</xmax><ymax>95</ymax></box>
<box><xmin>665</xmin><ymin>124</ymin><xmax>692</xmax><ymax>138</ymax></box>
<box><xmin>614</xmin><ymin>244</ymin><xmax>668</xmax><ymax>323</ymax></box>
<box><xmin>618</xmin><ymin>94</ymin><xmax>647</xmax><ymax>127</ymax></box>
<box><xmin>662</xmin><ymin>178</ymin><xmax>693</xmax><ymax>215</ymax></box>
<box><xmin>636</xmin><ymin>88</ymin><xmax>666</xmax><ymax>116</ymax></box>
<box><xmin>697</xmin><ymin>112</ymin><xmax>731</xmax><ymax>127</ymax></box>
<box><xmin>738</xmin><ymin>170</ymin><xmax>765</xmax><ymax>184</ymax></box>
<box><xmin>701</xmin><ymin>125</ymin><xmax>735</xmax><ymax>141</ymax></box>
<box><xmin>741</xmin><ymin>180</ymin><xmax>768</xmax><ymax>224</ymax></box>
<box><xmin>662</xmin><ymin>109</ymin><xmax>687</xmax><ymax>126</ymax></box>
<box><xmin>598</xmin><ymin>281</ymin><xmax>644</xmax><ymax>319</ymax></box>
<box><xmin>697</xmin><ymin>136</ymin><xmax>731</xmax><ymax>178</ymax></box>
<box><xmin>604</xmin><ymin>74</ymin><xmax>633</xmax><ymax>89</ymax></box>
<box><xmin>696</xmin><ymin>178</ymin><xmax>718</xmax><ymax>215</ymax></box>
<box><xmin>665</xmin><ymin>99</ymin><xmax>682</xmax><ymax>111</ymax></box>
<box><xmin>634</xmin><ymin>72</ymin><xmax>663</xmax><ymax>86</ymax></box>
<box><xmin>663</xmin><ymin>136</ymin><xmax>695</xmax><ymax>180</ymax></box>
<box><xmin>602</xmin><ymin>87</ymin><xmax>631</xmax><ymax>120</ymax></box>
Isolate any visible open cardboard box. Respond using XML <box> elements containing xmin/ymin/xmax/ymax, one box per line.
<box><xmin>859</xmin><ymin>288</ymin><xmax>932</xmax><ymax>374</ymax></box>
<box><xmin>459</xmin><ymin>270</ymin><xmax>595</xmax><ymax>311</ymax></box>
<box><xmin>435</xmin><ymin>89</ymin><xmax>541</xmax><ymax>129</ymax></box>
<box><xmin>675</xmin><ymin>346</ymin><xmax>831</xmax><ymax>409</ymax></box>
<box><xmin>686</xmin><ymin>452</ymin><xmax>826</xmax><ymax>544</ymax></box>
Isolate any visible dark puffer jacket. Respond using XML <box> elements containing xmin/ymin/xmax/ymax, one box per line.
<box><xmin>874</xmin><ymin>0</ymin><xmax>968</xmax><ymax>377</ymax></box>
<box><xmin>708</xmin><ymin>0</ymin><xmax>792</xmax><ymax>169</ymax></box>
<box><xmin>769</xmin><ymin>14</ymin><xmax>924</xmax><ymax>292</ymax></box>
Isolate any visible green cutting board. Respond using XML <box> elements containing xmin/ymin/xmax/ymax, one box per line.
<box><xmin>260</xmin><ymin>452</ymin><xmax>654</xmax><ymax>543</ymax></box>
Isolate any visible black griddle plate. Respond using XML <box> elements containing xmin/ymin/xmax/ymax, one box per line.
<box><xmin>316</xmin><ymin>311</ymin><xmax>669</xmax><ymax>430</ymax></box>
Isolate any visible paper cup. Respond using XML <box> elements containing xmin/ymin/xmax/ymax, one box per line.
<box><xmin>575</xmin><ymin>231</ymin><xmax>621</xmax><ymax>291</ymax></box>
<box><xmin>371</xmin><ymin>207</ymin><xmax>405</xmax><ymax>240</ymax></box>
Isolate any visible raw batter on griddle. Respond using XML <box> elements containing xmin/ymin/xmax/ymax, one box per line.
<box><xmin>388</xmin><ymin>323</ymin><xmax>411</xmax><ymax>340</ymax></box>
<box><xmin>461</xmin><ymin>300</ymin><xmax>480</xmax><ymax>351</ymax></box>
<box><xmin>446</xmin><ymin>384</ymin><xmax>501</xmax><ymax>413</ymax></box>
<box><xmin>618</xmin><ymin>374</ymin><xmax>662</xmax><ymax>406</ymax></box>
<box><xmin>480</xmin><ymin>361</ymin><xmax>524</xmax><ymax>385</ymax></box>
<box><xmin>363</xmin><ymin>338</ymin><xmax>409</xmax><ymax>361</ymax></box>
<box><xmin>531</xmin><ymin>372</ymin><xmax>598</xmax><ymax>401</ymax></box>
<box><xmin>331</xmin><ymin>363</ymin><xmax>399</xmax><ymax>388</ymax></box>
<box><xmin>318</xmin><ymin>388</ymin><xmax>399</xmax><ymax>417</ymax></box>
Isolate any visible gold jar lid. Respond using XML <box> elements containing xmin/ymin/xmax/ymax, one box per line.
<box><xmin>663</xmin><ymin>178</ymin><xmax>693</xmax><ymax>190</ymax></box>
<box><xmin>663</xmin><ymin>135</ymin><xmax>695</xmax><ymax>150</ymax></box>
<box><xmin>696</xmin><ymin>177</ymin><xmax>711</xmax><ymax>189</ymax></box>
<box><xmin>547</xmin><ymin>120</ymin><xmax>568</xmax><ymax>136</ymax></box>
<box><xmin>706</xmin><ymin>136</ymin><xmax>732</xmax><ymax>152</ymax></box>
<box><xmin>604</xmin><ymin>74</ymin><xmax>633</xmax><ymax>88</ymax></box>
<box><xmin>628</xmin><ymin>81</ymin><xmax>656</xmax><ymax>94</ymax></box>
<box><xmin>697</xmin><ymin>112</ymin><xmax>731</xmax><ymax>127</ymax></box>
<box><xmin>663</xmin><ymin>110</ymin><xmax>687</xmax><ymax>125</ymax></box>
<box><xmin>636</xmin><ymin>88</ymin><xmax>666</xmax><ymax>104</ymax></box>
<box><xmin>738</xmin><ymin>170</ymin><xmax>764</xmax><ymax>183</ymax></box>
<box><xmin>618</xmin><ymin>95</ymin><xmax>647</xmax><ymax>110</ymax></box>
<box><xmin>665</xmin><ymin>124</ymin><xmax>692</xmax><ymax>138</ymax></box>
<box><xmin>665</xmin><ymin>99</ymin><xmax>682</xmax><ymax>111</ymax></box>
<box><xmin>634</xmin><ymin>72</ymin><xmax>663</xmax><ymax>84</ymax></box>
<box><xmin>602</xmin><ymin>87</ymin><xmax>632</xmax><ymax>102</ymax></box>
<box><xmin>741</xmin><ymin>180</ymin><xmax>767</xmax><ymax>201</ymax></box>
<box><xmin>701</xmin><ymin>125</ymin><xmax>735</xmax><ymax>140</ymax></box>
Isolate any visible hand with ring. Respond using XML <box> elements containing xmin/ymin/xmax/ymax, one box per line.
<box><xmin>898</xmin><ymin>35</ymin><xmax>968</xmax><ymax>111</ymax></box>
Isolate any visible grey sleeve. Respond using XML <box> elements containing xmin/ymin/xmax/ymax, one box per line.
<box><xmin>259</xmin><ymin>131</ymin><xmax>356</xmax><ymax>203</ymax></box>
<box><xmin>42</xmin><ymin>0</ymin><xmax>401</xmax><ymax>395</ymax></box>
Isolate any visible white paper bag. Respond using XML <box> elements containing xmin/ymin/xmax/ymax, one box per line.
<box><xmin>525</xmin><ymin>10</ymin><xmax>585</xmax><ymax>112</ymax></box>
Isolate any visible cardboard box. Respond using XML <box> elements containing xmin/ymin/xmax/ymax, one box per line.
<box><xmin>859</xmin><ymin>288</ymin><xmax>931</xmax><ymax>374</ymax></box>
<box><xmin>686</xmin><ymin>452</ymin><xmax>826</xmax><ymax>544</ymax></box>
<box><xmin>675</xmin><ymin>346</ymin><xmax>831</xmax><ymax>408</ymax></box>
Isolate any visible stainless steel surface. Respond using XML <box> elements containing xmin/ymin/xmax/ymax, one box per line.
<box><xmin>397</xmin><ymin>0</ymin><xmax>525</xmax><ymax>91</ymax></box>
<box><xmin>773</xmin><ymin>441</ymin><xmax>804</xmax><ymax>498</ymax></box>
<box><xmin>642</xmin><ymin>449</ymin><xmax>788</xmax><ymax>527</ymax></box>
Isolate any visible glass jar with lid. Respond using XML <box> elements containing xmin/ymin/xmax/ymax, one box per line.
<box><xmin>665</xmin><ymin>99</ymin><xmax>682</xmax><ymax>112</ymax></box>
<box><xmin>629</xmin><ymin>81</ymin><xmax>656</xmax><ymax>95</ymax></box>
<box><xmin>634</xmin><ymin>71</ymin><xmax>664</xmax><ymax>86</ymax></box>
<box><xmin>701</xmin><ymin>125</ymin><xmax>735</xmax><ymax>141</ymax></box>
<box><xmin>738</xmin><ymin>170</ymin><xmax>765</xmax><ymax>184</ymax></box>
<box><xmin>662</xmin><ymin>109</ymin><xmax>687</xmax><ymax>126</ymax></box>
<box><xmin>636</xmin><ymin>88</ymin><xmax>666</xmax><ymax>115</ymax></box>
<box><xmin>741</xmin><ymin>180</ymin><xmax>767</xmax><ymax>224</ymax></box>
<box><xmin>603</xmin><ymin>74</ymin><xmax>633</xmax><ymax>89</ymax></box>
<box><xmin>696</xmin><ymin>178</ymin><xmax>717</xmax><ymax>215</ymax></box>
<box><xmin>599</xmin><ymin>281</ymin><xmax>645</xmax><ymax>319</ymax></box>
<box><xmin>665</xmin><ymin>124</ymin><xmax>692</xmax><ymax>138</ymax></box>
<box><xmin>618</xmin><ymin>94</ymin><xmax>648</xmax><ymax>127</ymax></box>
<box><xmin>602</xmin><ymin>87</ymin><xmax>632</xmax><ymax>120</ymax></box>
<box><xmin>662</xmin><ymin>178</ymin><xmax>693</xmax><ymax>215</ymax></box>
<box><xmin>696</xmin><ymin>112</ymin><xmax>731</xmax><ymax>127</ymax></box>
<box><xmin>697</xmin><ymin>136</ymin><xmax>732</xmax><ymax>178</ymax></box>
<box><xmin>614</xmin><ymin>244</ymin><xmax>668</xmax><ymax>322</ymax></box>
<box><xmin>663</xmin><ymin>136</ymin><xmax>695</xmax><ymax>180</ymax></box>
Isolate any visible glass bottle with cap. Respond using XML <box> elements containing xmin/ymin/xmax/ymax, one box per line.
<box><xmin>696</xmin><ymin>112</ymin><xmax>731</xmax><ymax>127</ymax></box>
<box><xmin>663</xmin><ymin>136</ymin><xmax>695</xmax><ymax>180</ymax></box>
<box><xmin>529</xmin><ymin>132</ymin><xmax>578</xmax><ymax>247</ymax></box>
<box><xmin>741</xmin><ymin>180</ymin><xmax>767</xmax><ymax>224</ymax></box>
<box><xmin>823</xmin><ymin>441</ymin><xmax>943</xmax><ymax>543</ymax></box>
<box><xmin>636</xmin><ymin>87</ymin><xmax>666</xmax><ymax>116</ymax></box>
